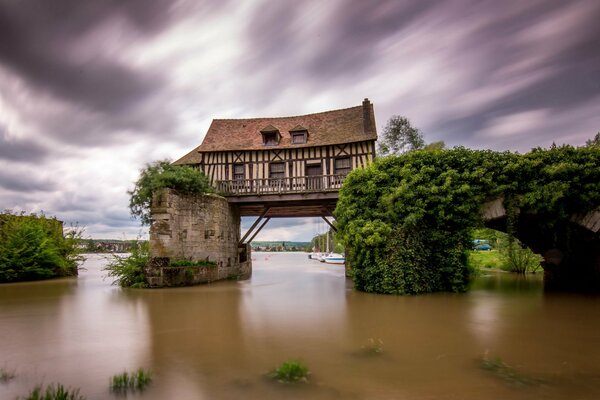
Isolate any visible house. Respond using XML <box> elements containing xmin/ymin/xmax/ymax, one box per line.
<box><xmin>174</xmin><ymin>98</ymin><xmax>378</xmax><ymax>197</ymax></box>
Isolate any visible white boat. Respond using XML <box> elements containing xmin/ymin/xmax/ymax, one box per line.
<box><xmin>323</xmin><ymin>253</ymin><xmax>345</xmax><ymax>264</ymax></box>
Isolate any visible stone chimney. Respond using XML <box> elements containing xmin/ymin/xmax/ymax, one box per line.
<box><xmin>362</xmin><ymin>98</ymin><xmax>375</xmax><ymax>135</ymax></box>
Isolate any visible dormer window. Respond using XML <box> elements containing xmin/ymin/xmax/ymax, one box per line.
<box><xmin>260</xmin><ymin>125</ymin><xmax>281</xmax><ymax>146</ymax></box>
<box><xmin>289</xmin><ymin>125</ymin><xmax>308</xmax><ymax>145</ymax></box>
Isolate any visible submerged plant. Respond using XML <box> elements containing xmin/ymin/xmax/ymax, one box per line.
<box><xmin>109</xmin><ymin>368</ymin><xmax>152</xmax><ymax>393</ymax></box>
<box><xmin>268</xmin><ymin>360</ymin><xmax>310</xmax><ymax>383</ymax></box>
<box><xmin>19</xmin><ymin>383</ymin><xmax>85</xmax><ymax>400</ymax></box>
<box><xmin>363</xmin><ymin>338</ymin><xmax>384</xmax><ymax>355</ymax></box>
<box><xmin>0</xmin><ymin>366</ymin><xmax>16</xmax><ymax>383</ymax></box>
<box><xmin>479</xmin><ymin>352</ymin><xmax>539</xmax><ymax>387</ymax></box>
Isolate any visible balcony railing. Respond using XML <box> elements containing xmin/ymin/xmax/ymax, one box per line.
<box><xmin>217</xmin><ymin>174</ymin><xmax>347</xmax><ymax>195</ymax></box>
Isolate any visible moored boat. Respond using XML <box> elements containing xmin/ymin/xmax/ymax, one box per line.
<box><xmin>323</xmin><ymin>253</ymin><xmax>345</xmax><ymax>264</ymax></box>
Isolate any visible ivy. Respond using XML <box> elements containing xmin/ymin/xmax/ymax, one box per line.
<box><xmin>336</xmin><ymin>145</ymin><xmax>600</xmax><ymax>295</ymax></box>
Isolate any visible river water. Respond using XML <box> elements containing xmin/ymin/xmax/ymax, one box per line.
<box><xmin>1</xmin><ymin>252</ymin><xmax>599</xmax><ymax>399</ymax></box>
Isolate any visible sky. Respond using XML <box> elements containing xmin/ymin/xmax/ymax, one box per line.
<box><xmin>1</xmin><ymin>0</ymin><xmax>599</xmax><ymax>241</ymax></box>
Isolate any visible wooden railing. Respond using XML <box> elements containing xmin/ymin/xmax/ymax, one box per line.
<box><xmin>217</xmin><ymin>174</ymin><xmax>347</xmax><ymax>195</ymax></box>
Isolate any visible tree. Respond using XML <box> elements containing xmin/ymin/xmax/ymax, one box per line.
<box><xmin>377</xmin><ymin>116</ymin><xmax>425</xmax><ymax>156</ymax></box>
<box><xmin>585</xmin><ymin>132</ymin><xmax>600</xmax><ymax>147</ymax></box>
<box><xmin>423</xmin><ymin>140</ymin><xmax>446</xmax><ymax>151</ymax></box>
<box><xmin>128</xmin><ymin>160</ymin><xmax>214</xmax><ymax>225</ymax></box>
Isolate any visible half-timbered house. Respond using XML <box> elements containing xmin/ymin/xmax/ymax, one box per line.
<box><xmin>174</xmin><ymin>98</ymin><xmax>377</xmax><ymax>204</ymax></box>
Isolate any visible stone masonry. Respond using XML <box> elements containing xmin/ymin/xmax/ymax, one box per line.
<box><xmin>147</xmin><ymin>189</ymin><xmax>251</xmax><ymax>287</ymax></box>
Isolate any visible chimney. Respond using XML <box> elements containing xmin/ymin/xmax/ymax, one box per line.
<box><xmin>362</xmin><ymin>98</ymin><xmax>374</xmax><ymax>135</ymax></box>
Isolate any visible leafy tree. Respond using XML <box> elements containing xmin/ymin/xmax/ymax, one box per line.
<box><xmin>423</xmin><ymin>140</ymin><xmax>446</xmax><ymax>151</ymax></box>
<box><xmin>585</xmin><ymin>132</ymin><xmax>600</xmax><ymax>147</ymax></box>
<box><xmin>129</xmin><ymin>160</ymin><xmax>214</xmax><ymax>225</ymax></box>
<box><xmin>377</xmin><ymin>116</ymin><xmax>425</xmax><ymax>155</ymax></box>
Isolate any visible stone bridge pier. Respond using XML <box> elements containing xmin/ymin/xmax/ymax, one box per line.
<box><xmin>147</xmin><ymin>189</ymin><xmax>251</xmax><ymax>287</ymax></box>
<box><xmin>483</xmin><ymin>198</ymin><xmax>600</xmax><ymax>292</ymax></box>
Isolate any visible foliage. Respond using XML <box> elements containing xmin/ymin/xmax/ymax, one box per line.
<box><xmin>377</xmin><ymin>115</ymin><xmax>425</xmax><ymax>155</ymax></box>
<box><xmin>336</xmin><ymin>145</ymin><xmax>600</xmax><ymax>294</ymax></box>
<box><xmin>362</xmin><ymin>338</ymin><xmax>384</xmax><ymax>355</ymax></box>
<box><xmin>585</xmin><ymin>132</ymin><xmax>600</xmax><ymax>147</ymax></box>
<box><xmin>423</xmin><ymin>140</ymin><xmax>446</xmax><ymax>151</ymax></box>
<box><xmin>129</xmin><ymin>160</ymin><xmax>214</xmax><ymax>226</ymax></box>
<box><xmin>468</xmin><ymin>251</ymin><xmax>504</xmax><ymax>270</ymax></box>
<box><xmin>268</xmin><ymin>360</ymin><xmax>310</xmax><ymax>383</ymax></box>
<box><xmin>109</xmin><ymin>368</ymin><xmax>152</xmax><ymax>393</ymax></box>
<box><xmin>0</xmin><ymin>367</ymin><xmax>16</xmax><ymax>383</ymax></box>
<box><xmin>103</xmin><ymin>241</ymin><xmax>149</xmax><ymax>288</ymax></box>
<box><xmin>19</xmin><ymin>384</ymin><xmax>85</xmax><ymax>400</ymax></box>
<box><xmin>170</xmin><ymin>259</ymin><xmax>217</xmax><ymax>267</ymax></box>
<box><xmin>0</xmin><ymin>212</ymin><xmax>83</xmax><ymax>283</ymax></box>
<box><xmin>471</xmin><ymin>228</ymin><xmax>542</xmax><ymax>273</ymax></box>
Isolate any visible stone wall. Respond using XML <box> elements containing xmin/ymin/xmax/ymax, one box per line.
<box><xmin>147</xmin><ymin>189</ymin><xmax>251</xmax><ymax>287</ymax></box>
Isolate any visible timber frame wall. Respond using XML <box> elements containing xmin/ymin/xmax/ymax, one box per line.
<box><xmin>200</xmin><ymin>140</ymin><xmax>376</xmax><ymax>185</ymax></box>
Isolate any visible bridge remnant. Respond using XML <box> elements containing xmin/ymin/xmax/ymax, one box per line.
<box><xmin>147</xmin><ymin>189</ymin><xmax>251</xmax><ymax>287</ymax></box>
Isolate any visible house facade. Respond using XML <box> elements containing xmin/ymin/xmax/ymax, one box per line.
<box><xmin>174</xmin><ymin>98</ymin><xmax>378</xmax><ymax>195</ymax></box>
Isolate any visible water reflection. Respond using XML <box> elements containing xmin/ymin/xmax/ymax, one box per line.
<box><xmin>1</xmin><ymin>253</ymin><xmax>599</xmax><ymax>399</ymax></box>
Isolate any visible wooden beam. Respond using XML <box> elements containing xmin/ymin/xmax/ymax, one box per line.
<box><xmin>240</xmin><ymin>207</ymin><xmax>270</xmax><ymax>244</ymax></box>
<box><xmin>321</xmin><ymin>216</ymin><xmax>337</xmax><ymax>232</ymax></box>
<box><xmin>248</xmin><ymin>217</ymin><xmax>271</xmax><ymax>243</ymax></box>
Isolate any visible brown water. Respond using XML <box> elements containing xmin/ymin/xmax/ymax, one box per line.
<box><xmin>1</xmin><ymin>253</ymin><xmax>600</xmax><ymax>400</ymax></box>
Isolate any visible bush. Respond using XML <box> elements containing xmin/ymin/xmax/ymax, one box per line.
<box><xmin>103</xmin><ymin>241</ymin><xmax>149</xmax><ymax>288</ymax></box>
<box><xmin>0</xmin><ymin>212</ymin><xmax>83</xmax><ymax>283</ymax></box>
<box><xmin>268</xmin><ymin>360</ymin><xmax>310</xmax><ymax>383</ymax></box>
<box><xmin>129</xmin><ymin>160</ymin><xmax>213</xmax><ymax>225</ymax></box>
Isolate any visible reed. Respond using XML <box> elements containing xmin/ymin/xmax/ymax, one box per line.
<box><xmin>109</xmin><ymin>368</ymin><xmax>152</xmax><ymax>393</ymax></box>
<box><xmin>268</xmin><ymin>360</ymin><xmax>310</xmax><ymax>383</ymax></box>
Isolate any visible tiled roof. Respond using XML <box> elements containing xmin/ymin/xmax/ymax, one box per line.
<box><xmin>174</xmin><ymin>99</ymin><xmax>377</xmax><ymax>165</ymax></box>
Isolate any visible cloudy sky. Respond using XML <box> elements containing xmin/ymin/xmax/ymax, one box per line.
<box><xmin>1</xmin><ymin>0</ymin><xmax>599</xmax><ymax>241</ymax></box>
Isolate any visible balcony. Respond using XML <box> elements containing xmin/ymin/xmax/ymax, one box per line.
<box><xmin>217</xmin><ymin>174</ymin><xmax>346</xmax><ymax>196</ymax></box>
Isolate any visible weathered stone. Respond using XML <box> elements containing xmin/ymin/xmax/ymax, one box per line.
<box><xmin>147</xmin><ymin>189</ymin><xmax>252</xmax><ymax>287</ymax></box>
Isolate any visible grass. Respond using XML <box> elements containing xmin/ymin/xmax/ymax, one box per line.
<box><xmin>361</xmin><ymin>338</ymin><xmax>384</xmax><ymax>355</ymax></box>
<box><xmin>268</xmin><ymin>360</ymin><xmax>310</xmax><ymax>383</ymax></box>
<box><xmin>169</xmin><ymin>259</ymin><xmax>217</xmax><ymax>268</ymax></box>
<box><xmin>109</xmin><ymin>368</ymin><xmax>152</xmax><ymax>393</ymax></box>
<box><xmin>0</xmin><ymin>367</ymin><xmax>16</xmax><ymax>383</ymax></box>
<box><xmin>469</xmin><ymin>250</ymin><xmax>504</xmax><ymax>270</ymax></box>
<box><xmin>19</xmin><ymin>384</ymin><xmax>85</xmax><ymax>400</ymax></box>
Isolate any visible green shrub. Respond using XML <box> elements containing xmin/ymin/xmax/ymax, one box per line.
<box><xmin>19</xmin><ymin>384</ymin><xmax>85</xmax><ymax>400</ymax></box>
<box><xmin>103</xmin><ymin>241</ymin><xmax>149</xmax><ymax>288</ymax></box>
<box><xmin>170</xmin><ymin>259</ymin><xmax>217</xmax><ymax>267</ymax></box>
<box><xmin>109</xmin><ymin>368</ymin><xmax>152</xmax><ymax>393</ymax></box>
<box><xmin>0</xmin><ymin>213</ymin><xmax>83</xmax><ymax>283</ymax></box>
<box><xmin>268</xmin><ymin>360</ymin><xmax>310</xmax><ymax>383</ymax></box>
<box><xmin>129</xmin><ymin>160</ymin><xmax>214</xmax><ymax>225</ymax></box>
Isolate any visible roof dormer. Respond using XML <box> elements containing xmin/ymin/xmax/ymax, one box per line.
<box><xmin>289</xmin><ymin>125</ymin><xmax>308</xmax><ymax>144</ymax></box>
<box><xmin>260</xmin><ymin>125</ymin><xmax>281</xmax><ymax>146</ymax></box>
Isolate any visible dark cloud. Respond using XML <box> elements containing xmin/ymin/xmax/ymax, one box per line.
<box><xmin>0</xmin><ymin>170</ymin><xmax>56</xmax><ymax>193</ymax></box>
<box><xmin>0</xmin><ymin>0</ymin><xmax>174</xmax><ymax>113</ymax></box>
<box><xmin>0</xmin><ymin>123</ymin><xmax>50</xmax><ymax>162</ymax></box>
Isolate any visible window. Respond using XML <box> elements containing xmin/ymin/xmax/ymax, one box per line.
<box><xmin>269</xmin><ymin>162</ymin><xmax>285</xmax><ymax>179</ymax></box>
<box><xmin>264</xmin><ymin>132</ymin><xmax>279</xmax><ymax>146</ymax></box>
<box><xmin>233</xmin><ymin>164</ymin><xmax>244</xmax><ymax>180</ymax></box>
<box><xmin>292</xmin><ymin>132</ymin><xmax>306</xmax><ymax>144</ymax></box>
<box><xmin>335</xmin><ymin>157</ymin><xmax>352</xmax><ymax>176</ymax></box>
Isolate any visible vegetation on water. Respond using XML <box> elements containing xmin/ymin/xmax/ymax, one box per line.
<box><xmin>479</xmin><ymin>353</ymin><xmax>540</xmax><ymax>387</ymax></box>
<box><xmin>0</xmin><ymin>212</ymin><xmax>83</xmax><ymax>283</ymax></box>
<box><xmin>103</xmin><ymin>241</ymin><xmax>149</xmax><ymax>288</ymax></box>
<box><xmin>109</xmin><ymin>368</ymin><xmax>152</xmax><ymax>393</ymax></box>
<box><xmin>18</xmin><ymin>384</ymin><xmax>85</xmax><ymax>400</ymax></box>
<box><xmin>268</xmin><ymin>360</ymin><xmax>310</xmax><ymax>383</ymax></box>
<box><xmin>360</xmin><ymin>338</ymin><xmax>384</xmax><ymax>355</ymax></box>
<box><xmin>129</xmin><ymin>159</ymin><xmax>214</xmax><ymax>226</ymax></box>
<box><xmin>170</xmin><ymin>259</ymin><xmax>217</xmax><ymax>268</ymax></box>
<box><xmin>0</xmin><ymin>366</ymin><xmax>16</xmax><ymax>383</ymax></box>
<box><xmin>336</xmin><ymin>144</ymin><xmax>600</xmax><ymax>295</ymax></box>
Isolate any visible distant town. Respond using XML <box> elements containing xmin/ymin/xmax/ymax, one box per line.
<box><xmin>82</xmin><ymin>239</ymin><xmax>311</xmax><ymax>253</ymax></box>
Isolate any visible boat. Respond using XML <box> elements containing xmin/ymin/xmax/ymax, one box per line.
<box><xmin>323</xmin><ymin>253</ymin><xmax>345</xmax><ymax>264</ymax></box>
